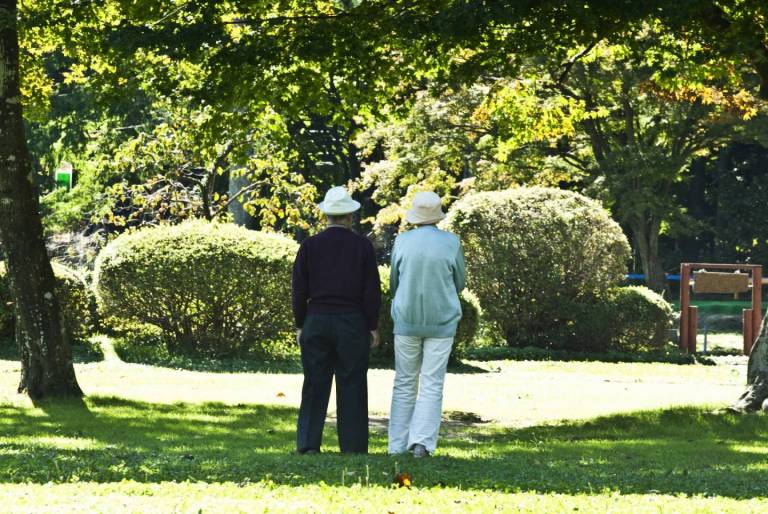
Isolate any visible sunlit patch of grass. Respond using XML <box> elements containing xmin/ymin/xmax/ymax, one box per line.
<box><xmin>2</xmin><ymin>482</ymin><xmax>767</xmax><ymax>513</ymax></box>
<box><xmin>0</xmin><ymin>343</ymin><xmax>763</xmax><ymax>510</ymax></box>
<box><xmin>1</xmin><ymin>399</ymin><xmax>767</xmax><ymax>502</ymax></box>
<box><xmin>699</xmin><ymin>332</ymin><xmax>743</xmax><ymax>353</ymax></box>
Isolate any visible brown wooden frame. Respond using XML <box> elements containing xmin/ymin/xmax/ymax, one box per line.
<box><xmin>679</xmin><ymin>263</ymin><xmax>762</xmax><ymax>355</ymax></box>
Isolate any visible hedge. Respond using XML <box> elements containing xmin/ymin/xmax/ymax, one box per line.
<box><xmin>0</xmin><ymin>261</ymin><xmax>94</xmax><ymax>342</ymax></box>
<box><xmin>575</xmin><ymin>286</ymin><xmax>674</xmax><ymax>352</ymax></box>
<box><xmin>443</xmin><ymin>187</ymin><xmax>631</xmax><ymax>349</ymax></box>
<box><xmin>93</xmin><ymin>220</ymin><xmax>297</xmax><ymax>356</ymax></box>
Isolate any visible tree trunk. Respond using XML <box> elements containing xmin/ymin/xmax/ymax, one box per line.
<box><xmin>730</xmin><ymin>314</ymin><xmax>768</xmax><ymax>413</ymax></box>
<box><xmin>228</xmin><ymin>172</ymin><xmax>257</xmax><ymax>229</ymax></box>
<box><xmin>631</xmin><ymin>217</ymin><xmax>668</xmax><ymax>295</ymax></box>
<box><xmin>0</xmin><ymin>0</ymin><xmax>82</xmax><ymax>399</ymax></box>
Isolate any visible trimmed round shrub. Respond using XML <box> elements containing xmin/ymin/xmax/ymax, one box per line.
<box><xmin>93</xmin><ymin>220</ymin><xmax>298</xmax><ymax>356</ymax></box>
<box><xmin>0</xmin><ymin>261</ymin><xmax>94</xmax><ymax>342</ymax></box>
<box><xmin>377</xmin><ymin>265</ymin><xmax>480</xmax><ymax>357</ymax></box>
<box><xmin>574</xmin><ymin>286</ymin><xmax>674</xmax><ymax>352</ymax></box>
<box><xmin>443</xmin><ymin>187</ymin><xmax>630</xmax><ymax>349</ymax></box>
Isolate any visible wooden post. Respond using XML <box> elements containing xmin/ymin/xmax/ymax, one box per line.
<box><xmin>688</xmin><ymin>306</ymin><xmax>698</xmax><ymax>354</ymax></box>
<box><xmin>680</xmin><ymin>263</ymin><xmax>761</xmax><ymax>355</ymax></box>
<box><xmin>744</xmin><ymin>308</ymin><xmax>754</xmax><ymax>355</ymax></box>
<box><xmin>751</xmin><ymin>267</ymin><xmax>762</xmax><ymax>354</ymax></box>
<box><xmin>679</xmin><ymin>264</ymin><xmax>691</xmax><ymax>353</ymax></box>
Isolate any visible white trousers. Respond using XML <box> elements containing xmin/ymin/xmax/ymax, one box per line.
<box><xmin>388</xmin><ymin>335</ymin><xmax>453</xmax><ymax>454</ymax></box>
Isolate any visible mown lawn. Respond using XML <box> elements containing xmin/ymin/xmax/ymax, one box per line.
<box><xmin>1</xmin><ymin>350</ymin><xmax>767</xmax><ymax>512</ymax></box>
<box><xmin>670</xmin><ymin>299</ymin><xmax>768</xmax><ymax>317</ymax></box>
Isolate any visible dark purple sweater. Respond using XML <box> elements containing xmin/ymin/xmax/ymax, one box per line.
<box><xmin>291</xmin><ymin>227</ymin><xmax>381</xmax><ymax>330</ymax></box>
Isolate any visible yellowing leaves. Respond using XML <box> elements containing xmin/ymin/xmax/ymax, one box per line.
<box><xmin>643</xmin><ymin>82</ymin><xmax>760</xmax><ymax>120</ymax></box>
<box><xmin>18</xmin><ymin>58</ymin><xmax>52</xmax><ymax>121</ymax></box>
<box><xmin>483</xmin><ymin>79</ymin><xmax>587</xmax><ymax>163</ymax></box>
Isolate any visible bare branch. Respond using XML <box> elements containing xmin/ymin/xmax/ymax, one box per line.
<box><xmin>559</xmin><ymin>152</ymin><xmax>590</xmax><ymax>172</ymax></box>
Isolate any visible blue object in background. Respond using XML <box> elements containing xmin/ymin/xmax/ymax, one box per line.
<box><xmin>625</xmin><ymin>273</ymin><xmax>680</xmax><ymax>282</ymax></box>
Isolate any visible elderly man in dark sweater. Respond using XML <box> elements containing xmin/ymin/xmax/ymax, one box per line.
<box><xmin>292</xmin><ymin>186</ymin><xmax>381</xmax><ymax>454</ymax></box>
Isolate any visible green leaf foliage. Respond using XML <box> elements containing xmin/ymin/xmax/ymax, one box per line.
<box><xmin>572</xmin><ymin>286</ymin><xmax>675</xmax><ymax>353</ymax></box>
<box><xmin>443</xmin><ymin>187</ymin><xmax>631</xmax><ymax>349</ymax></box>
<box><xmin>93</xmin><ymin>220</ymin><xmax>298</xmax><ymax>356</ymax></box>
<box><xmin>0</xmin><ymin>261</ymin><xmax>95</xmax><ymax>343</ymax></box>
<box><xmin>97</xmin><ymin>101</ymin><xmax>319</xmax><ymax>232</ymax></box>
<box><xmin>351</xmin><ymin>83</ymin><xmax>576</xmax><ymax>234</ymax></box>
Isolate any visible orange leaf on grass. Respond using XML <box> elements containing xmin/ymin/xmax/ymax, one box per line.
<box><xmin>394</xmin><ymin>472</ymin><xmax>412</xmax><ymax>488</ymax></box>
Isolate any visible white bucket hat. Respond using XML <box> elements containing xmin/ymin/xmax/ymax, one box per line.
<box><xmin>317</xmin><ymin>186</ymin><xmax>361</xmax><ymax>215</ymax></box>
<box><xmin>405</xmin><ymin>191</ymin><xmax>446</xmax><ymax>225</ymax></box>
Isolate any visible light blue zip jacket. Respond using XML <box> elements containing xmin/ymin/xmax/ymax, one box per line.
<box><xmin>390</xmin><ymin>225</ymin><xmax>466</xmax><ymax>338</ymax></box>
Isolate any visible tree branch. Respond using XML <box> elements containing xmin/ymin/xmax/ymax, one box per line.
<box><xmin>557</xmin><ymin>41</ymin><xmax>598</xmax><ymax>84</ymax></box>
<box><xmin>559</xmin><ymin>152</ymin><xmax>590</xmax><ymax>172</ymax></box>
<box><xmin>223</xmin><ymin>12</ymin><xmax>350</xmax><ymax>26</ymax></box>
<box><xmin>211</xmin><ymin>179</ymin><xmax>269</xmax><ymax>219</ymax></box>
<box><xmin>148</xmin><ymin>1</ymin><xmax>192</xmax><ymax>28</ymax></box>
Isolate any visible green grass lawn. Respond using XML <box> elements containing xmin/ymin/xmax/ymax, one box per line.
<box><xmin>1</xmin><ymin>346</ymin><xmax>767</xmax><ymax>512</ymax></box>
<box><xmin>1</xmin><ymin>399</ymin><xmax>767</xmax><ymax>512</ymax></box>
<box><xmin>670</xmin><ymin>299</ymin><xmax>768</xmax><ymax>314</ymax></box>
<box><xmin>669</xmin><ymin>298</ymin><xmax>765</xmax><ymax>353</ymax></box>
<box><xmin>697</xmin><ymin>332</ymin><xmax>744</xmax><ymax>353</ymax></box>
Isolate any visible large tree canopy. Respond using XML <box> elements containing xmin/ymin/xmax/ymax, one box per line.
<box><xmin>4</xmin><ymin>0</ymin><xmax>768</xmax><ymax>400</ymax></box>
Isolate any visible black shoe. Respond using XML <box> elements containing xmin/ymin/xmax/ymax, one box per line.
<box><xmin>298</xmin><ymin>448</ymin><xmax>320</xmax><ymax>455</ymax></box>
<box><xmin>411</xmin><ymin>444</ymin><xmax>429</xmax><ymax>458</ymax></box>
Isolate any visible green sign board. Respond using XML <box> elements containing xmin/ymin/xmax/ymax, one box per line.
<box><xmin>55</xmin><ymin>162</ymin><xmax>74</xmax><ymax>190</ymax></box>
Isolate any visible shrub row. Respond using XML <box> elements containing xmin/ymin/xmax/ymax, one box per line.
<box><xmin>93</xmin><ymin>220</ymin><xmax>297</xmax><ymax>356</ymax></box>
<box><xmin>94</xmin><ymin>222</ymin><xmax>481</xmax><ymax>358</ymax></box>
<box><xmin>581</xmin><ymin>286</ymin><xmax>673</xmax><ymax>352</ymax></box>
<box><xmin>3</xmin><ymin>186</ymin><xmax>673</xmax><ymax>358</ymax></box>
<box><xmin>443</xmin><ymin>187</ymin><xmax>673</xmax><ymax>352</ymax></box>
<box><xmin>0</xmin><ymin>261</ymin><xmax>94</xmax><ymax>342</ymax></box>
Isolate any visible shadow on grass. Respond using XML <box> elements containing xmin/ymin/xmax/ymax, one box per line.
<box><xmin>0</xmin><ymin>340</ymin><xmax>103</xmax><ymax>364</ymax></box>
<box><xmin>114</xmin><ymin>344</ymin><xmax>715</xmax><ymax>374</ymax></box>
<box><xmin>117</xmin><ymin>350</ymin><xmax>489</xmax><ymax>374</ymax></box>
<box><xmin>464</xmin><ymin>345</ymin><xmax>717</xmax><ymax>365</ymax></box>
<box><xmin>369</xmin><ymin>353</ymin><xmax>489</xmax><ymax>374</ymax></box>
<box><xmin>117</xmin><ymin>352</ymin><xmax>306</xmax><ymax>374</ymax></box>
<box><xmin>1</xmin><ymin>398</ymin><xmax>766</xmax><ymax>497</ymax></box>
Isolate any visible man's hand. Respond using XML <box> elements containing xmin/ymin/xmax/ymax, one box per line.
<box><xmin>296</xmin><ymin>329</ymin><xmax>302</xmax><ymax>346</ymax></box>
<box><xmin>369</xmin><ymin>329</ymin><xmax>380</xmax><ymax>349</ymax></box>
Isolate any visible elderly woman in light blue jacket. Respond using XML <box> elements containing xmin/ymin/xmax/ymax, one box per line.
<box><xmin>388</xmin><ymin>192</ymin><xmax>465</xmax><ymax>458</ymax></box>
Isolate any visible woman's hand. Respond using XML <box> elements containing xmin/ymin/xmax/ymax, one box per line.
<box><xmin>369</xmin><ymin>329</ymin><xmax>380</xmax><ymax>349</ymax></box>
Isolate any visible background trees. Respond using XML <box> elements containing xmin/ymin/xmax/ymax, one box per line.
<box><xmin>4</xmin><ymin>0</ymin><xmax>768</xmax><ymax>398</ymax></box>
<box><xmin>545</xmin><ymin>36</ymin><xmax>755</xmax><ymax>293</ymax></box>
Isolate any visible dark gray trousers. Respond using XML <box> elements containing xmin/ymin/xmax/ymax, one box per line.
<box><xmin>297</xmin><ymin>311</ymin><xmax>369</xmax><ymax>453</ymax></box>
